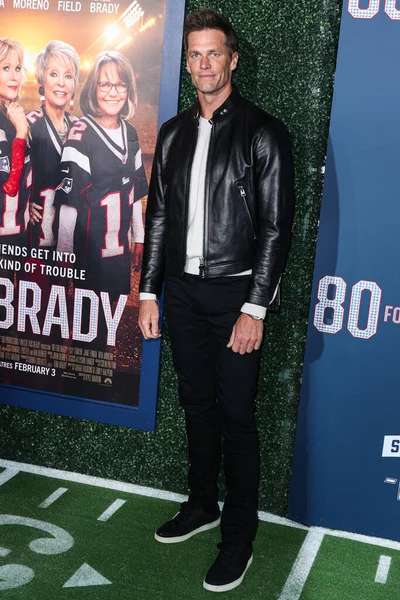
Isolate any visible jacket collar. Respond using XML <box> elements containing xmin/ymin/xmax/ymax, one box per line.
<box><xmin>191</xmin><ymin>87</ymin><xmax>242</xmax><ymax>124</ymax></box>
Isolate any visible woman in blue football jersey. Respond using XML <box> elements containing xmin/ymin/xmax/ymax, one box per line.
<box><xmin>28</xmin><ymin>40</ymin><xmax>80</xmax><ymax>250</ymax></box>
<box><xmin>55</xmin><ymin>51</ymin><xmax>147</xmax><ymax>299</ymax></box>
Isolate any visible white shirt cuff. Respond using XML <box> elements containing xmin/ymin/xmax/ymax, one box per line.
<box><xmin>140</xmin><ymin>293</ymin><xmax>157</xmax><ymax>301</ymax></box>
<box><xmin>241</xmin><ymin>302</ymin><xmax>267</xmax><ymax>320</ymax></box>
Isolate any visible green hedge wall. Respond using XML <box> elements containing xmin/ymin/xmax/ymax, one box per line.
<box><xmin>0</xmin><ymin>0</ymin><xmax>341</xmax><ymax>516</ymax></box>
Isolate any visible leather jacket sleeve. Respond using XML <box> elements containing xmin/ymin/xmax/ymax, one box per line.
<box><xmin>139</xmin><ymin>126</ymin><xmax>166</xmax><ymax>297</ymax></box>
<box><xmin>247</xmin><ymin>120</ymin><xmax>294</xmax><ymax>307</ymax></box>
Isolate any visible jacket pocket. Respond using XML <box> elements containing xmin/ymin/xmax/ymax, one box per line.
<box><xmin>236</xmin><ymin>183</ymin><xmax>256</xmax><ymax>240</ymax></box>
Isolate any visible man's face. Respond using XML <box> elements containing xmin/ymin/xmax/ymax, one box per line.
<box><xmin>186</xmin><ymin>29</ymin><xmax>238</xmax><ymax>96</ymax></box>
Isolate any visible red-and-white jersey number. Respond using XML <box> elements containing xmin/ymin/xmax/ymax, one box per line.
<box><xmin>0</xmin><ymin>168</ymin><xmax>32</xmax><ymax>237</ymax></box>
<box><xmin>68</xmin><ymin>121</ymin><xmax>88</xmax><ymax>143</ymax></box>
<box><xmin>100</xmin><ymin>186</ymin><xmax>134</xmax><ymax>259</ymax></box>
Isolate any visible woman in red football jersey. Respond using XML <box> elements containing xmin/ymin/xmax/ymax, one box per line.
<box><xmin>0</xmin><ymin>38</ymin><xmax>30</xmax><ymax>249</ymax></box>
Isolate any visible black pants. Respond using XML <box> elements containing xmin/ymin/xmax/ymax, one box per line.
<box><xmin>165</xmin><ymin>274</ymin><xmax>261</xmax><ymax>544</ymax></box>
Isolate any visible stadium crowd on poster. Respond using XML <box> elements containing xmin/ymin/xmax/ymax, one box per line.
<box><xmin>0</xmin><ymin>0</ymin><xmax>185</xmax><ymax>430</ymax></box>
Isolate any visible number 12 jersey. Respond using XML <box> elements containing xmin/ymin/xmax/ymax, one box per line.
<box><xmin>55</xmin><ymin>115</ymin><xmax>148</xmax><ymax>295</ymax></box>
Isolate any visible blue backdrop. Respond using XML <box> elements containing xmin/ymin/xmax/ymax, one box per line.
<box><xmin>289</xmin><ymin>0</ymin><xmax>400</xmax><ymax>540</ymax></box>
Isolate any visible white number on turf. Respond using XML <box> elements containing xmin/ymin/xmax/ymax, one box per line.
<box><xmin>0</xmin><ymin>515</ymin><xmax>74</xmax><ymax>590</ymax></box>
<box><xmin>0</xmin><ymin>515</ymin><xmax>74</xmax><ymax>555</ymax></box>
<box><xmin>0</xmin><ymin>564</ymin><xmax>35</xmax><ymax>591</ymax></box>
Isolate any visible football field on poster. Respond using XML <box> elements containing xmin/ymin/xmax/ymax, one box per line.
<box><xmin>0</xmin><ymin>459</ymin><xmax>399</xmax><ymax>599</ymax></box>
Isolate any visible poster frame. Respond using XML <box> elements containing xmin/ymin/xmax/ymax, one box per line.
<box><xmin>0</xmin><ymin>0</ymin><xmax>186</xmax><ymax>432</ymax></box>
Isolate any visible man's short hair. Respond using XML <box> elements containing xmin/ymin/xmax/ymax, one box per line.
<box><xmin>184</xmin><ymin>8</ymin><xmax>238</xmax><ymax>55</ymax></box>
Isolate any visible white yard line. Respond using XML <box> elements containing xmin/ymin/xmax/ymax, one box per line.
<box><xmin>258</xmin><ymin>511</ymin><xmax>308</xmax><ymax>531</ymax></box>
<box><xmin>0</xmin><ymin>459</ymin><xmax>306</xmax><ymax>531</ymax></box>
<box><xmin>39</xmin><ymin>487</ymin><xmax>68</xmax><ymax>508</ymax></box>
<box><xmin>97</xmin><ymin>499</ymin><xmax>126</xmax><ymax>522</ymax></box>
<box><xmin>375</xmin><ymin>555</ymin><xmax>392</xmax><ymax>584</ymax></box>
<box><xmin>1</xmin><ymin>458</ymin><xmax>400</xmax><ymax>552</ymax></box>
<box><xmin>316</xmin><ymin>526</ymin><xmax>400</xmax><ymax>552</ymax></box>
<box><xmin>278</xmin><ymin>530</ymin><xmax>325</xmax><ymax>600</ymax></box>
<box><xmin>0</xmin><ymin>467</ymin><xmax>19</xmax><ymax>487</ymax></box>
<box><xmin>0</xmin><ymin>458</ymin><xmax>188</xmax><ymax>504</ymax></box>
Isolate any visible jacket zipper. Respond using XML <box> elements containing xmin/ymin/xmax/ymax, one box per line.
<box><xmin>237</xmin><ymin>184</ymin><xmax>257</xmax><ymax>240</ymax></box>
<box><xmin>199</xmin><ymin>256</ymin><xmax>205</xmax><ymax>278</ymax></box>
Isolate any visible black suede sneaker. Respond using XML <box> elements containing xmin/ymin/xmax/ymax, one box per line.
<box><xmin>203</xmin><ymin>542</ymin><xmax>253</xmax><ymax>592</ymax></box>
<box><xmin>154</xmin><ymin>501</ymin><xmax>220</xmax><ymax>543</ymax></box>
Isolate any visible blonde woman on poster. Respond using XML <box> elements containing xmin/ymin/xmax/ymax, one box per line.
<box><xmin>28</xmin><ymin>41</ymin><xmax>80</xmax><ymax>252</ymax></box>
<box><xmin>55</xmin><ymin>50</ymin><xmax>148</xmax><ymax>301</ymax></box>
<box><xmin>0</xmin><ymin>38</ymin><xmax>30</xmax><ymax>251</ymax></box>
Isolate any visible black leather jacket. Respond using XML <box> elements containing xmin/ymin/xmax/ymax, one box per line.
<box><xmin>140</xmin><ymin>89</ymin><xmax>294</xmax><ymax>308</ymax></box>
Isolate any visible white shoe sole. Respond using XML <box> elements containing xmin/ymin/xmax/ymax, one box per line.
<box><xmin>154</xmin><ymin>517</ymin><xmax>221</xmax><ymax>544</ymax></box>
<box><xmin>203</xmin><ymin>553</ymin><xmax>253</xmax><ymax>593</ymax></box>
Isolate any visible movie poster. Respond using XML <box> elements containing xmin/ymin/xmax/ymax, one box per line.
<box><xmin>0</xmin><ymin>0</ymin><xmax>184</xmax><ymax>429</ymax></box>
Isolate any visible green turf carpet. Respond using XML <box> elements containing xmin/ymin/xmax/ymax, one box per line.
<box><xmin>0</xmin><ymin>465</ymin><xmax>398</xmax><ymax>599</ymax></box>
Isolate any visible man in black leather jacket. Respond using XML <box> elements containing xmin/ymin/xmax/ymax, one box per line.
<box><xmin>139</xmin><ymin>8</ymin><xmax>294</xmax><ymax>593</ymax></box>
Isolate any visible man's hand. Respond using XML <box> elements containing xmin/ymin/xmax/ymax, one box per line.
<box><xmin>139</xmin><ymin>299</ymin><xmax>161</xmax><ymax>340</ymax></box>
<box><xmin>227</xmin><ymin>313</ymin><xmax>264</xmax><ymax>354</ymax></box>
